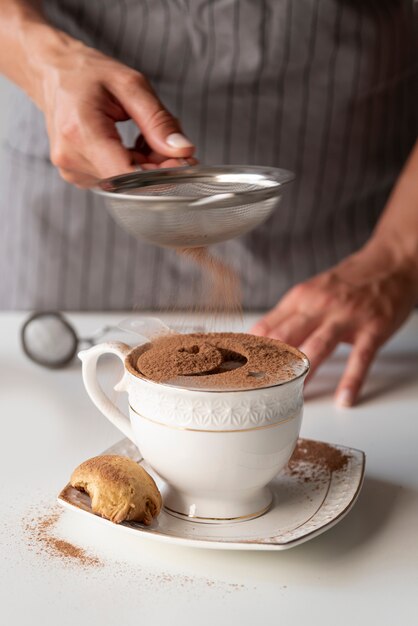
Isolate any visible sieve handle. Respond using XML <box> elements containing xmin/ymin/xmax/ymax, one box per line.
<box><xmin>78</xmin><ymin>342</ymin><xmax>135</xmax><ymax>443</ymax></box>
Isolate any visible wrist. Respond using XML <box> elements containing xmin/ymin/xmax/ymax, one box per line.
<box><xmin>333</xmin><ymin>234</ymin><xmax>418</xmax><ymax>296</ymax></box>
<box><xmin>366</xmin><ymin>231</ymin><xmax>418</xmax><ymax>275</ymax></box>
<box><xmin>16</xmin><ymin>20</ymin><xmax>85</xmax><ymax>107</ymax></box>
<box><xmin>360</xmin><ymin>235</ymin><xmax>418</xmax><ymax>295</ymax></box>
<box><xmin>362</xmin><ymin>141</ymin><xmax>418</xmax><ymax>290</ymax></box>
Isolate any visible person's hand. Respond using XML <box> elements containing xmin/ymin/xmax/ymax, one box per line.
<box><xmin>251</xmin><ymin>243</ymin><xmax>418</xmax><ymax>407</ymax></box>
<box><xmin>29</xmin><ymin>36</ymin><xmax>195</xmax><ymax>186</ymax></box>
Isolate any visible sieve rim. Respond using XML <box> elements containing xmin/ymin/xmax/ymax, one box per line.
<box><xmin>94</xmin><ymin>165</ymin><xmax>295</xmax><ymax>209</ymax></box>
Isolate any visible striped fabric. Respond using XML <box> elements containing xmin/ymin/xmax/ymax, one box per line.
<box><xmin>0</xmin><ymin>0</ymin><xmax>417</xmax><ymax>311</ymax></box>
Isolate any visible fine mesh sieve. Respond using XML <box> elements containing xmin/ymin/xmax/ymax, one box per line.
<box><xmin>95</xmin><ymin>165</ymin><xmax>294</xmax><ymax>248</ymax></box>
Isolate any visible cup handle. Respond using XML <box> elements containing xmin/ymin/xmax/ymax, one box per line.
<box><xmin>78</xmin><ymin>342</ymin><xmax>135</xmax><ymax>443</ymax></box>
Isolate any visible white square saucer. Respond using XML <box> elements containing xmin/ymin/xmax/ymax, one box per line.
<box><xmin>58</xmin><ymin>437</ymin><xmax>365</xmax><ymax>551</ymax></box>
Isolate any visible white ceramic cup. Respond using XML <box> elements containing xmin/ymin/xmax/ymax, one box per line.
<box><xmin>79</xmin><ymin>341</ymin><xmax>309</xmax><ymax>523</ymax></box>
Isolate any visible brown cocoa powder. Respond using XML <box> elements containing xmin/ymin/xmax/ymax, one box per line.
<box><xmin>178</xmin><ymin>247</ymin><xmax>242</xmax><ymax>317</ymax></box>
<box><xmin>23</xmin><ymin>506</ymin><xmax>101</xmax><ymax>568</ymax></box>
<box><xmin>131</xmin><ymin>332</ymin><xmax>307</xmax><ymax>390</ymax></box>
<box><xmin>286</xmin><ymin>439</ymin><xmax>350</xmax><ymax>483</ymax></box>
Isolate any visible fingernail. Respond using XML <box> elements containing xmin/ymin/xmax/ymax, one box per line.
<box><xmin>166</xmin><ymin>133</ymin><xmax>194</xmax><ymax>149</ymax></box>
<box><xmin>336</xmin><ymin>389</ymin><xmax>354</xmax><ymax>408</ymax></box>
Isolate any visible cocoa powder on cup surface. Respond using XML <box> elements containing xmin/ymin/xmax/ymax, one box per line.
<box><xmin>131</xmin><ymin>332</ymin><xmax>307</xmax><ymax>390</ymax></box>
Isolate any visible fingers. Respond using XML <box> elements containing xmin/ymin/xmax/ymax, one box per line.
<box><xmin>300</xmin><ymin>321</ymin><xmax>344</xmax><ymax>378</ymax></box>
<box><xmin>254</xmin><ymin>308</ymin><xmax>380</xmax><ymax>409</ymax></box>
<box><xmin>51</xmin><ymin>115</ymin><xmax>136</xmax><ymax>182</ymax></box>
<box><xmin>134</xmin><ymin>134</ymin><xmax>152</xmax><ymax>157</ymax></box>
<box><xmin>267</xmin><ymin>312</ymin><xmax>319</xmax><ymax>346</ymax></box>
<box><xmin>58</xmin><ymin>168</ymin><xmax>98</xmax><ymax>188</ymax></box>
<box><xmin>90</xmin><ymin>138</ymin><xmax>136</xmax><ymax>179</ymax></box>
<box><xmin>251</xmin><ymin>315</ymin><xmax>286</xmax><ymax>337</ymax></box>
<box><xmin>50</xmin><ymin>70</ymin><xmax>195</xmax><ymax>186</ymax></box>
<box><xmin>110</xmin><ymin>73</ymin><xmax>195</xmax><ymax>159</ymax></box>
<box><xmin>134</xmin><ymin>135</ymin><xmax>198</xmax><ymax>167</ymax></box>
<box><xmin>140</xmin><ymin>158</ymin><xmax>196</xmax><ymax>170</ymax></box>
<box><xmin>251</xmin><ymin>302</ymin><xmax>296</xmax><ymax>337</ymax></box>
<box><xmin>335</xmin><ymin>331</ymin><xmax>381</xmax><ymax>408</ymax></box>
<box><xmin>251</xmin><ymin>285</ymin><xmax>310</xmax><ymax>337</ymax></box>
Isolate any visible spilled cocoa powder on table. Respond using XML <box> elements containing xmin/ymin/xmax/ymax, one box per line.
<box><xmin>23</xmin><ymin>505</ymin><xmax>102</xmax><ymax>568</ymax></box>
<box><xmin>20</xmin><ymin>504</ymin><xmax>248</xmax><ymax>593</ymax></box>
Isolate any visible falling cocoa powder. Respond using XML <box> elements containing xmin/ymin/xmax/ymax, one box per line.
<box><xmin>23</xmin><ymin>506</ymin><xmax>101</xmax><ymax>568</ymax></box>
<box><xmin>178</xmin><ymin>247</ymin><xmax>242</xmax><ymax>317</ymax></box>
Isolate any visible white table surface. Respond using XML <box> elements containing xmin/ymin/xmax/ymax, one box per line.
<box><xmin>1</xmin><ymin>311</ymin><xmax>417</xmax><ymax>626</ymax></box>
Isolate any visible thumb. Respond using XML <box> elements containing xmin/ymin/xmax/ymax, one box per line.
<box><xmin>108</xmin><ymin>72</ymin><xmax>195</xmax><ymax>159</ymax></box>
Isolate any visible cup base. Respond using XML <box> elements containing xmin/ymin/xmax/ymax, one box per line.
<box><xmin>162</xmin><ymin>486</ymin><xmax>273</xmax><ymax>525</ymax></box>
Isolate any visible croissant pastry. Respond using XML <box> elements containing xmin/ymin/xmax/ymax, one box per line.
<box><xmin>71</xmin><ymin>455</ymin><xmax>162</xmax><ymax>525</ymax></box>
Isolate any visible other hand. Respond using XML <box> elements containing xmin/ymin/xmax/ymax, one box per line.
<box><xmin>251</xmin><ymin>244</ymin><xmax>418</xmax><ymax>407</ymax></box>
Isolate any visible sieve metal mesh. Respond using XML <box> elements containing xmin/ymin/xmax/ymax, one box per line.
<box><xmin>124</xmin><ymin>180</ymin><xmax>263</xmax><ymax>198</ymax></box>
<box><xmin>96</xmin><ymin>165</ymin><xmax>294</xmax><ymax>248</ymax></box>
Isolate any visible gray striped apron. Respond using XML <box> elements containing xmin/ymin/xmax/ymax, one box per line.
<box><xmin>0</xmin><ymin>0</ymin><xmax>417</xmax><ymax>311</ymax></box>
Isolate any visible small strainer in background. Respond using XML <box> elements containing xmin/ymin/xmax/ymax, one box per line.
<box><xmin>95</xmin><ymin>165</ymin><xmax>294</xmax><ymax>248</ymax></box>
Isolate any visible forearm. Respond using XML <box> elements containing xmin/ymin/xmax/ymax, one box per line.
<box><xmin>365</xmin><ymin>140</ymin><xmax>418</xmax><ymax>284</ymax></box>
<box><xmin>0</xmin><ymin>0</ymin><xmax>82</xmax><ymax>105</ymax></box>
